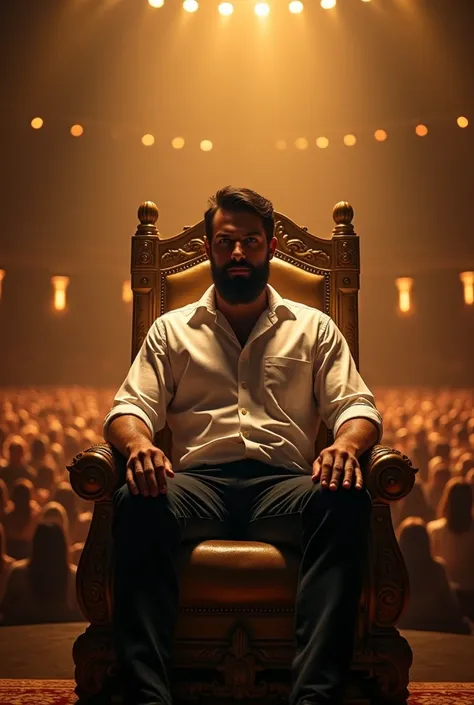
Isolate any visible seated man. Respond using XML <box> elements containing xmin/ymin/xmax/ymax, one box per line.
<box><xmin>104</xmin><ymin>186</ymin><xmax>383</xmax><ymax>705</ymax></box>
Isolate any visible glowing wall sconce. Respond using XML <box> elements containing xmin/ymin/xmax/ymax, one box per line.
<box><xmin>51</xmin><ymin>275</ymin><xmax>70</xmax><ymax>312</ymax></box>
<box><xmin>0</xmin><ymin>270</ymin><xmax>5</xmax><ymax>301</ymax></box>
<box><xmin>459</xmin><ymin>271</ymin><xmax>474</xmax><ymax>305</ymax></box>
<box><xmin>395</xmin><ymin>277</ymin><xmax>414</xmax><ymax>314</ymax></box>
<box><xmin>122</xmin><ymin>280</ymin><xmax>133</xmax><ymax>303</ymax></box>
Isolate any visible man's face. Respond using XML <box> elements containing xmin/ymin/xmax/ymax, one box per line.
<box><xmin>206</xmin><ymin>208</ymin><xmax>274</xmax><ymax>305</ymax></box>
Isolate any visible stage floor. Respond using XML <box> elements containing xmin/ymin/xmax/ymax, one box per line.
<box><xmin>0</xmin><ymin>623</ymin><xmax>473</xmax><ymax>682</ymax></box>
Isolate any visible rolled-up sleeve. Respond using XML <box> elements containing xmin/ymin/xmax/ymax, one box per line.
<box><xmin>103</xmin><ymin>319</ymin><xmax>174</xmax><ymax>439</ymax></box>
<box><xmin>313</xmin><ymin>316</ymin><xmax>383</xmax><ymax>443</ymax></box>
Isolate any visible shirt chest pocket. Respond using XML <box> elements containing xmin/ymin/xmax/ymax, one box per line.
<box><xmin>263</xmin><ymin>356</ymin><xmax>313</xmax><ymax>413</ymax></box>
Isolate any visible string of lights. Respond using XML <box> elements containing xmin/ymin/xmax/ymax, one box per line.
<box><xmin>148</xmin><ymin>0</ymin><xmax>372</xmax><ymax>14</ymax></box>
<box><xmin>28</xmin><ymin>115</ymin><xmax>469</xmax><ymax>151</ymax></box>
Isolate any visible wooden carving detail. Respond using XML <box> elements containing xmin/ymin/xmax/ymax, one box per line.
<box><xmin>370</xmin><ymin>504</ymin><xmax>409</xmax><ymax>629</ymax></box>
<box><xmin>76</xmin><ymin>501</ymin><xmax>114</xmax><ymax>625</ymax></box>
<box><xmin>134</xmin><ymin>293</ymin><xmax>150</xmax><ymax>353</ymax></box>
<box><xmin>275</xmin><ymin>221</ymin><xmax>330</xmax><ymax>266</ymax></box>
<box><xmin>336</xmin><ymin>240</ymin><xmax>359</xmax><ymax>268</ymax></box>
<box><xmin>355</xmin><ymin>633</ymin><xmax>412</xmax><ymax>704</ymax></box>
<box><xmin>340</xmin><ymin>292</ymin><xmax>358</xmax><ymax>361</ymax></box>
<box><xmin>73</xmin><ymin>624</ymin><xmax>118</xmax><ymax>700</ymax></box>
<box><xmin>134</xmin><ymin>239</ymin><xmax>156</xmax><ymax>266</ymax></box>
<box><xmin>363</xmin><ymin>445</ymin><xmax>417</xmax><ymax>503</ymax></box>
<box><xmin>161</xmin><ymin>238</ymin><xmax>206</xmax><ymax>266</ymax></box>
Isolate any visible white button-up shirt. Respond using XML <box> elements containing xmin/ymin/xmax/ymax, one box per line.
<box><xmin>103</xmin><ymin>284</ymin><xmax>383</xmax><ymax>474</ymax></box>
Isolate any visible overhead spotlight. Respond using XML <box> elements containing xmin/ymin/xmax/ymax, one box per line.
<box><xmin>200</xmin><ymin>140</ymin><xmax>213</xmax><ymax>151</ymax></box>
<box><xmin>148</xmin><ymin>0</ymin><xmax>164</xmax><ymax>7</ymax></box>
<box><xmin>320</xmin><ymin>0</ymin><xmax>336</xmax><ymax>8</ymax></box>
<box><xmin>361</xmin><ymin>0</ymin><xmax>371</xmax><ymax>3</ymax></box>
<box><xmin>31</xmin><ymin>117</ymin><xmax>44</xmax><ymax>129</ymax></box>
<box><xmin>295</xmin><ymin>137</ymin><xmax>308</xmax><ymax>150</ymax></box>
<box><xmin>415</xmin><ymin>124</ymin><xmax>428</xmax><ymax>136</ymax></box>
<box><xmin>172</xmin><ymin>137</ymin><xmax>185</xmax><ymax>149</ymax></box>
<box><xmin>183</xmin><ymin>0</ymin><xmax>199</xmax><ymax>11</ymax></box>
<box><xmin>255</xmin><ymin>3</ymin><xmax>270</xmax><ymax>17</ymax></box>
<box><xmin>343</xmin><ymin>134</ymin><xmax>357</xmax><ymax>146</ymax></box>
<box><xmin>457</xmin><ymin>116</ymin><xmax>469</xmax><ymax>128</ymax></box>
<box><xmin>142</xmin><ymin>134</ymin><xmax>155</xmax><ymax>146</ymax></box>
<box><xmin>316</xmin><ymin>136</ymin><xmax>329</xmax><ymax>148</ymax></box>
<box><xmin>289</xmin><ymin>1</ymin><xmax>304</xmax><ymax>13</ymax></box>
<box><xmin>395</xmin><ymin>277</ymin><xmax>414</xmax><ymax>314</ymax></box>
<box><xmin>374</xmin><ymin>129</ymin><xmax>388</xmax><ymax>141</ymax></box>
<box><xmin>218</xmin><ymin>2</ymin><xmax>234</xmax><ymax>15</ymax></box>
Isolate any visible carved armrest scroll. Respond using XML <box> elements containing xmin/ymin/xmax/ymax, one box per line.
<box><xmin>361</xmin><ymin>445</ymin><xmax>417</xmax><ymax>503</ymax></box>
<box><xmin>67</xmin><ymin>443</ymin><xmax>125</xmax><ymax>503</ymax></box>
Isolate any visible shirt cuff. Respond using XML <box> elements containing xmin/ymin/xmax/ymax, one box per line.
<box><xmin>102</xmin><ymin>403</ymin><xmax>155</xmax><ymax>440</ymax></box>
<box><xmin>332</xmin><ymin>405</ymin><xmax>383</xmax><ymax>445</ymax></box>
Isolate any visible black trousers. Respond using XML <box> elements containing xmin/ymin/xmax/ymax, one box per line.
<box><xmin>112</xmin><ymin>459</ymin><xmax>371</xmax><ymax>705</ymax></box>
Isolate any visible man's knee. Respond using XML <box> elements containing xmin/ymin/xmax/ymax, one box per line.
<box><xmin>307</xmin><ymin>479</ymin><xmax>372</xmax><ymax>519</ymax></box>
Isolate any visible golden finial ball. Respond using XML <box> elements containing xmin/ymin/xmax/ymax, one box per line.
<box><xmin>138</xmin><ymin>201</ymin><xmax>159</xmax><ymax>225</ymax></box>
<box><xmin>333</xmin><ymin>202</ymin><xmax>354</xmax><ymax>225</ymax></box>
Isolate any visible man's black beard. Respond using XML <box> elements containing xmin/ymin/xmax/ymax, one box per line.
<box><xmin>209</xmin><ymin>255</ymin><xmax>271</xmax><ymax>305</ymax></box>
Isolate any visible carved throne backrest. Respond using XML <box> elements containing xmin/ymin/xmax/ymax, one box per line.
<box><xmin>129</xmin><ymin>201</ymin><xmax>361</xmax><ymax>459</ymax></box>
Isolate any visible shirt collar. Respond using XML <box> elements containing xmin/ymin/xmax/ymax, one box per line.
<box><xmin>184</xmin><ymin>283</ymin><xmax>295</xmax><ymax>324</ymax></box>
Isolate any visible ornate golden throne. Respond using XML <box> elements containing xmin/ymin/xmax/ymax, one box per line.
<box><xmin>68</xmin><ymin>201</ymin><xmax>417</xmax><ymax>705</ymax></box>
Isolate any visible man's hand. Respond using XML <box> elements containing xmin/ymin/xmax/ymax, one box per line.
<box><xmin>311</xmin><ymin>440</ymin><xmax>363</xmax><ymax>491</ymax></box>
<box><xmin>126</xmin><ymin>441</ymin><xmax>174</xmax><ymax>497</ymax></box>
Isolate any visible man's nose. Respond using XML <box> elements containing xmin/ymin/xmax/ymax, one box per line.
<box><xmin>231</xmin><ymin>242</ymin><xmax>245</xmax><ymax>259</ymax></box>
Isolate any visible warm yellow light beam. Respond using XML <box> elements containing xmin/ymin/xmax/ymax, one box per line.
<box><xmin>460</xmin><ymin>272</ymin><xmax>474</xmax><ymax>305</ymax></box>
<box><xmin>255</xmin><ymin>3</ymin><xmax>270</xmax><ymax>16</ymax></box>
<box><xmin>31</xmin><ymin>117</ymin><xmax>44</xmax><ymax>129</ymax></box>
<box><xmin>321</xmin><ymin>0</ymin><xmax>336</xmax><ymax>8</ymax></box>
<box><xmin>457</xmin><ymin>116</ymin><xmax>469</xmax><ymax>128</ymax></box>
<box><xmin>172</xmin><ymin>137</ymin><xmax>185</xmax><ymax>149</ymax></box>
<box><xmin>200</xmin><ymin>140</ymin><xmax>213</xmax><ymax>151</ymax></box>
<box><xmin>51</xmin><ymin>276</ymin><xmax>70</xmax><ymax>312</ymax></box>
<box><xmin>289</xmin><ymin>1</ymin><xmax>304</xmax><ymax>13</ymax></box>
<box><xmin>142</xmin><ymin>134</ymin><xmax>155</xmax><ymax>146</ymax></box>
<box><xmin>218</xmin><ymin>2</ymin><xmax>234</xmax><ymax>15</ymax></box>
<box><xmin>183</xmin><ymin>0</ymin><xmax>199</xmax><ymax>11</ymax></box>
<box><xmin>395</xmin><ymin>277</ymin><xmax>414</xmax><ymax>314</ymax></box>
<box><xmin>148</xmin><ymin>0</ymin><xmax>164</xmax><ymax>7</ymax></box>
<box><xmin>316</xmin><ymin>136</ymin><xmax>329</xmax><ymax>148</ymax></box>
<box><xmin>343</xmin><ymin>134</ymin><xmax>357</xmax><ymax>146</ymax></box>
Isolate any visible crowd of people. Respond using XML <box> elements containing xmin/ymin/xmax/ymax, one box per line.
<box><xmin>0</xmin><ymin>386</ymin><xmax>473</xmax><ymax>634</ymax></box>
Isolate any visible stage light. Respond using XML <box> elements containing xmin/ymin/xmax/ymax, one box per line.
<box><xmin>415</xmin><ymin>124</ymin><xmax>428</xmax><ymax>136</ymax></box>
<box><xmin>343</xmin><ymin>134</ymin><xmax>357</xmax><ymax>146</ymax></box>
<box><xmin>218</xmin><ymin>2</ymin><xmax>234</xmax><ymax>15</ymax></box>
<box><xmin>320</xmin><ymin>0</ymin><xmax>336</xmax><ymax>9</ymax></box>
<box><xmin>148</xmin><ymin>0</ymin><xmax>164</xmax><ymax>7</ymax></box>
<box><xmin>316</xmin><ymin>136</ymin><xmax>329</xmax><ymax>148</ymax></box>
<box><xmin>361</xmin><ymin>0</ymin><xmax>371</xmax><ymax>3</ymax></box>
<box><xmin>142</xmin><ymin>134</ymin><xmax>155</xmax><ymax>146</ymax></box>
<box><xmin>0</xmin><ymin>270</ymin><xmax>5</xmax><ymax>301</ymax></box>
<box><xmin>395</xmin><ymin>277</ymin><xmax>414</xmax><ymax>314</ymax></box>
<box><xmin>31</xmin><ymin>117</ymin><xmax>44</xmax><ymax>130</ymax></box>
<box><xmin>183</xmin><ymin>0</ymin><xmax>199</xmax><ymax>12</ymax></box>
<box><xmin>374</xmin><ymin>129</ymin><xmax>388</xmax><ymax>141</ymax></box>
<box><xmin>457</xmin><ymin>116</ymin><xmax>469</xmax><ymax>128</ymax></box>
<box><xmin>460</xmin><ymin>272</ymin><xmax>474</xmax><ymax>305</ymax></box>
<box><xmin>255</xmin><ymin>3</ymin><xmax>270</xmax><ymax>17</ymax></box>
<box><xmin>289</xmin><ymin>1</ymin><xmax>304</xmax><ymax>13</ymax></box>
<box><xmin>200</xmin><ymin>140</ymin><xmax>213</xmax><ymax>151</ymax></box>
<box><xmin>276</xmin><ymin>140</ymin><xmax>287</xmax><ymax>150</ymax></box>
<box><xmin>122</xmin><ymin>280</ymin><xmax>133</xmax><ymax>304</ymax></box>
<box><xmin>172</xmin><ymin>137</ymin><xmax>185</xmax><ymax>149</ymax></box>
<box><xmin>51</xmin><ymin>276</ymin><xmax>70</xmax><ymax>313</ymax></box>
<box><xmin>70</xmin><ymin>124</ymin><xmax>84</xmax><ymax>137</ymax></box>
<box><xmin>295</xmin><ymin>137</ymin><xmax>308</xmax><ymax>150</ymax></box>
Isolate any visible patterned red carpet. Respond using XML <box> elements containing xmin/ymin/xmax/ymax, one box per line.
<box><xmin>0</xmin><ymin>681</ymin><xmax>473</xmax><ymax>705</ymax></box>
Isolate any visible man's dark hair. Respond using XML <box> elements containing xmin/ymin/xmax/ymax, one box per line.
<box><xmin>204</xmin><ymin>186</ymin><xmax>275</xmax><ymax>243</ymax></box>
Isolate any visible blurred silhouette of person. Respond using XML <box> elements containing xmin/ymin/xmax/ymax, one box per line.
<box><xmin>0</xmin><ymin>478</ymin><xmax>14</xmax><ymax>523</ymax></box>
<box><xmin>53</xmin><ymin>481</ymin><xmax>91</xmax><ymax>544</ymax></box>
<box><xmin>428</xmin><ymin>478</ymin><xmax>474</xmax><ymax>620</ymax></box>
<box><xmin>454</xmin><ymin>453</ymin><xmax>474</xmax><ymax>479</ymax></box>
<box><xmin>397</xmin><ymin>518</ymin><xmax>470</xmax><ymax>634</ymax></box>
<box><xmin>391</xmin><ymin>480</ymin><xmax>435</xmax><ymax>530</ymax></box>
<box><xmin>425</xmin><ymin>465</ymin><xmax>451</xmax><ymax>514</ymax></box>
<box><xmin>2</xmin><ymin>479</ymin><xmax>41</xmax><ymax>559</ymax></box>
<box><xmin>0</xmin><ymin>524</ymin><xmax>15</xmax><ymax>607</ymax></box>
<box><xmin>0</xmin><ymin>521</ymin><xmax>83</xmax><ymax>625</ymax></box>
<box><xmin>0</xmin><ymin>436</ymin><xmax>37</xmax><ymax>492</ymax></box>
<box><xmin>40</xmin><ymin>500</ymin><xmax>84</xmax><ymax>565</ymax></box>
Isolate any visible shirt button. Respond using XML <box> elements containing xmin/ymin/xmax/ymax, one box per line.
<box><xmin>241</xmin><ymin>408</ymin><xmax>248</xmax><ymax>415</ymax></box>
<box><xmin>241</xmin><ymin>382</ymin><xmax>247</xmax><ymax>389</ymax></box>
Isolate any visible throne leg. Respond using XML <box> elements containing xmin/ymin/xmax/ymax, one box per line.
<box><xmin>356</xmin><ymin>630</ymin><xmax>413</xmax><ymax>705</ymax></box>
<box><xmin>73</xmin><ymin>624</ymin><xmax>119</xmax><ymax>704</ymax></box>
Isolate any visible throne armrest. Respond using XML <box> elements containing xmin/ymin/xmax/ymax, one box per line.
<box><xmin>361</xmin><ymin>444</ymin><xmax>417</xmax><ymax>503</ymax></box>
<box><xmin>67</xmin><ymin>443</ymin><xmax>125</xmax><ymax>503</ymax></box>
